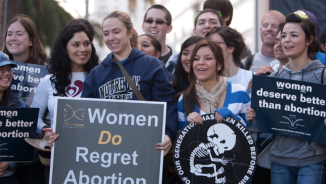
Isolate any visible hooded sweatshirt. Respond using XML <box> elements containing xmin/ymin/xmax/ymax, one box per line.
<box><xmin>81</xmin><ymin>48</ymin><xmax>177</xmax><ymax>140</ymax></box>
<box><xmin>269</xmin><ymin>60</ymin><xmax>326</xmax><ymax>166</ymax></box>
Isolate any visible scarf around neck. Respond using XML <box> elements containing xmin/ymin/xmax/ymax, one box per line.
<box><xmin>195</xmin><ymin>77</ymin><xmax>227</xmax><ymax>113</ymax></box>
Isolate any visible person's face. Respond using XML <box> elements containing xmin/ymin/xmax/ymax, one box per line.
<box><xmin>321</xmin><ymin>43</ymin><xmax>326</xmax><ymax>53</ymax></box>
<box><xmin>193</xmin><ymin>12</ymin><xmax>221</xmax><ymax>38</ymax></box>
<box><xmin>181</xmin><ymin>43</ymin><xmax>197</xmax><ymax>73</ymax></box>
<box><xmin>142</xmin><ymin>9</ymin><xmax>172</xmax><ymax>43</ymax></box>
<box><xmin>103</xmin><ymin>17</ymin><xmax>133</xmax><ymax>57</ymax></box>
<box><xmin>260</xmin><ymin>14</ymin><xmax>283</xmax><ymax>46</ymax></box>
<box><xmin>6</xmin><ymin>21</ymin><xmax>32</xmax><ymax>59</ymax></box>
<box><xmin>138</xmin><ymin>36</ymin><xmax>159</xmax><ymax>58</ymax></box>
<box><xmin>209</xmin><ymin>33</ymin><xmax>233</xmax><ymax>62</ymax></box>
<box><xmin>66</xmin><ymin>31</ymin><xmax>92</xmax><ymax>72</ymax></box>
<box><xmin>274</xmin><ymin>32</ymin><xmax>287</xmax><ymax>61</ymax></box>
<box><xmin>193</xmin><ymin>46</ymin><xmax>218</xmax><ymax>83</ymax></box>
<box><xmin>0</xmin><ymin>65</ymin><xmax>13</xmax><ymax>93</ymax></box>
<box><xmin>281</xmin><ymin>23</ymin><xmax>309</xmax><ymax>60</ymax></box>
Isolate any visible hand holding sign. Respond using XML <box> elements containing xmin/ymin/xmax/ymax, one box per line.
<box><xmin>0</xmin><ymin>162</ymin><xmax>9</xmax><ymax>176</ymax></box>
<box><xmin>156</xmin><ymin>135</ymin><xmax>172</xmax><ymax>156</ymax></box>
<box><xmin>245</xmin><ymin>107</ymin><xmax>256</xmax><ymax>121</ymax></box>
<box><xmin>187</xmin><ymin>112</ymin><xmax>203</xmax><ymax>124</ymax></box>
<box><xmin>43</xmin><ymin>128</ymin><xmax>59</xmax><ymax>147</ymax></box>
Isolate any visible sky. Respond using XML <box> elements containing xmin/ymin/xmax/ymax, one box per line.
<box><xmin>56</xmin><ymin>0</ymin><xmax>94</xmax><ymax>18</ymax></box>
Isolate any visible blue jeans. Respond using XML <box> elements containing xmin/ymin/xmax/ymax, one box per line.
<box><xmin>271</xmin><ymin>161</ymin><xmax>325</xmax><ymax>184</ymax></box>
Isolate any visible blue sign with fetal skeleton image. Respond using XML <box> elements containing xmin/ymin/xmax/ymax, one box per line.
<box><xmin>174</xmin><ymin>115</ymin><xmax>256</xmax><ymax>184</ymax></box>
<box><xmin>250</xmin><ymin>75</ymin><xmax>326</xmax><ymax>145</ymax></box>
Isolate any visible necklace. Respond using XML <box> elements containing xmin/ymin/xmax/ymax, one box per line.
<box><xmin>227</xmin><ymin>67</ymin><xmax>239</xmax><ymax>84</ymax></box>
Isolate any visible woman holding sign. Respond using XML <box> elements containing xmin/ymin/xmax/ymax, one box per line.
<box><xmin>177</xmin><ymin>39</ymin><xmax>250</xmax><ymax>130</ymax></box>
<box><xmin>246</xmin><ymin>13</ymin><xmax>326</xmax><ymax>184</ymax></box>
<box><xmin>32</xmin><ymin>20</ymin><xmax>99</xmax><ymax>143</ymax></box>
<box><xmin>0</xmin><ymin>52</ymin><xmax>27</xmax><ymax>184</ymax></box>
<box><xmin>81</xmin><ymin>11</ymin><xmax>177</xmax><ymax>156</ymax></box>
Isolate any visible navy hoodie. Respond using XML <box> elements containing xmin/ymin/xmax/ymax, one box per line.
<box><xmin>82</xmin><ymin>48</ymin><xmax>177</xmax><ymax>140</ymax></box>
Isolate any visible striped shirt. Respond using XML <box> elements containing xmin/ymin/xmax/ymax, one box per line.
<box><xmin>178</xmin><ymin>82</ymin><xmax>250</xmax><ymax>130</ymax></box>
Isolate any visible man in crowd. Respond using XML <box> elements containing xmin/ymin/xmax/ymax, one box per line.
<box><xmin>142</xmin><ymin>5</ymin><xmax>177</xmax><ymax>73</ymax></box>
<box><xmin>243</xmin><ymin>10</ymin><xmax>285</xmax><ymax>72</ymax></box>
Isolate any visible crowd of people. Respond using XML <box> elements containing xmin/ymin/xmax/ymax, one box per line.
<box><xmin>0</xmin><ymin>0</ymin><xmax>326</xmax><ymax>183</ymax></box>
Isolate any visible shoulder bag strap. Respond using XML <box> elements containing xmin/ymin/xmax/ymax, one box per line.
<box><xmin>115</xmin><ymin>60</ymin><xmax>145</xmax><ymax>101</ymax></box>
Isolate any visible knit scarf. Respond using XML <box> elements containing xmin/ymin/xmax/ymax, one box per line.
<box><xmin>195</xmin><ymin>77</ymin><xmax>227</xmax><ymax>113</ymax></box>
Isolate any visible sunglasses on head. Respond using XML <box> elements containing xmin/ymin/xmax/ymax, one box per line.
<box><xmin>144</xmin><ymin>19</ymin><xmax>169</xmax><ymax>25</ymax></box>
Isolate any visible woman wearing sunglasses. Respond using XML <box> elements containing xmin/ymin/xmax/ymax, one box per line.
<box><xmin>82</xmin><ymin>11</ymin><xmax>177</xmax><ymax>156</ymax></box>
<box><xmin>0</xmin><ymin>52</ymin><xmax>27</xmax><ymax>184</ymax></box>
<box><xmin>178</xmin><ymin>39</ymin><xmax>250</xmax><ymax>131</ymax></box>
<box><xmin>246</xmin><ymin>13</ymin><xmax>326</xmax><ymax>184</ymax></box>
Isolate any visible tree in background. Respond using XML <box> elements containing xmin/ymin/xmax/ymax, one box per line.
<box><xmin>128</xmin><ymin>0</ymin><xmax>154</xmax><ymax>15</ymax></box>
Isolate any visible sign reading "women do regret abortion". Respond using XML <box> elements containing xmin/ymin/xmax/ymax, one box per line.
<box><xmin>50</xmin><ymin>98</ymin><xmax>166</xmax><ymax>184</ymax></box>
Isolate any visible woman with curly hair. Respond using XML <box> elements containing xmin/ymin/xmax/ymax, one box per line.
<box><xmin>2</xmin><ymin>14</ymin><xmax>47</xmax><ymax>65</ymax></box>
<box><xmin>31</xmin><ymin>19</ymin><xmax>99</xmax><ymax>145</ymax></box>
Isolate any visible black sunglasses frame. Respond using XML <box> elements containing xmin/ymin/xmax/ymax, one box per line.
<box><xmin>144</xmin><ymin>19</ymin><xmax>169</xmax><ymax>25</ymax></box>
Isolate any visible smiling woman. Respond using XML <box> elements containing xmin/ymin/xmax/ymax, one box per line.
<box><xmin>177</xmin><ymin>39</ymin><xmax>250</xmax><ymax>130</ymax></box>
<box><xmin>0</xmin><ymin>52</ymin><xmax>28</xmax><ymax>184</ymax></box>
<box><xmin>246</xmin><ymin>13</ymin><xmax>326</xmax><ymax>184</ymax></box>
<box><xmin>82</xmin><ymin>11</ymin><xmax>177</xmax><ymax>157</ymax></box>
<box><xmin>2</xmin><ymin>14</ymin><xmax>47</xmax><ymax>65</ymax></box>
<box><xmin>31</xmin><ymin>19</ymin><xmax>99</xmax><ymax>141</ymax></box>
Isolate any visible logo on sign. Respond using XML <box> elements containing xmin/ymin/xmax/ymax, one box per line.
<box><xmin>189</xmin><ymin>123</ymin><xmax>236</xmax><ymax>183</ymax></box>
<box><xmin>63</xmin><ymin>104</ymin><xmax>85</xmax><ymax>129</ymax></box>
<box><xmin>279</xmin><ymin>115</ymin><xmax>304</xmax><ymax>129</ymax></box>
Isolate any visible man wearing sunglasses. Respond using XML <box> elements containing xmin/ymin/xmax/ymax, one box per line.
<box><xmin>142</xmin><ymin>5</ymin><xmax>177</xmax><ymax>75</ymax></box>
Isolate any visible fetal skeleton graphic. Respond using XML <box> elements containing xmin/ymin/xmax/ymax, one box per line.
<box><xmin>189</xmin><ymin>123</ymin><xmax>236</xmax><ymax>184</ymax></box>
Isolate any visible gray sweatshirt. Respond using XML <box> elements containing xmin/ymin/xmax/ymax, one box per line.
<box><xmin>269</xmin><ymin>60</ymin><xmax>326</xmax><ymax>166</ymax></box>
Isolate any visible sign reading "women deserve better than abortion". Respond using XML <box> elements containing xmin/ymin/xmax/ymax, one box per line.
<box><xmin>50</xmin><ymin>97</ymin><xmax>166</xmax><ymax>184</ymax></box>
<box><xmin>250</xmin><ymin>75</ymin><xmax>326</xmax><ymax>145</ymax></box>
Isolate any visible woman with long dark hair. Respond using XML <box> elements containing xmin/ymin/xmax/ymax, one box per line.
<box><xmin>172</xmin><ymin>36</ymin><xmax>203</xmax><ymax>95</ymax></box>
<box><xmin>32</xmin><ymin>19</ymin><xmax>99</xmax><ymax>144</ymax></box>
<box><xmin>178</xmin><ymin>39</ymin><xmax>250</xmax><ymax>130</ymax></box>
<box><xmin>246</xmin><ymin>13</ymin><xmax>326</xmax><ymax>183</ymax></box>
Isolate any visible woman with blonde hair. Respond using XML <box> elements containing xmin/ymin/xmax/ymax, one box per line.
<box><xmin>82</xmin><ymin>11</ymin><xmax>177</xmax><ymax>155</ymax></box>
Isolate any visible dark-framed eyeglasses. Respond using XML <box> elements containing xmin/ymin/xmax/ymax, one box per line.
<box><xmin>144</xmin><ymin>19</ymin><xmax>169</xmax><ymax>25</ymax></box>
<box><xmin>0</xmin><ymin>68</ymin><xmax>13</xmax><ymax>75</ymax></box>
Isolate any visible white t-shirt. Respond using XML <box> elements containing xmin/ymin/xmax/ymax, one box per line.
<box><xmin>227</xmin><ymin>68</ymin><xmax>253</xmax><ymax>89</ymax></box>
<box><xmin>31</xmin><ymin>72</ymin><xmax>86</xmax><ymax>134</ymax></box>
<box><xmin>241</xmin><ymin>52</ymin><xmax>275</xmax><ymax>72</ymax></box>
